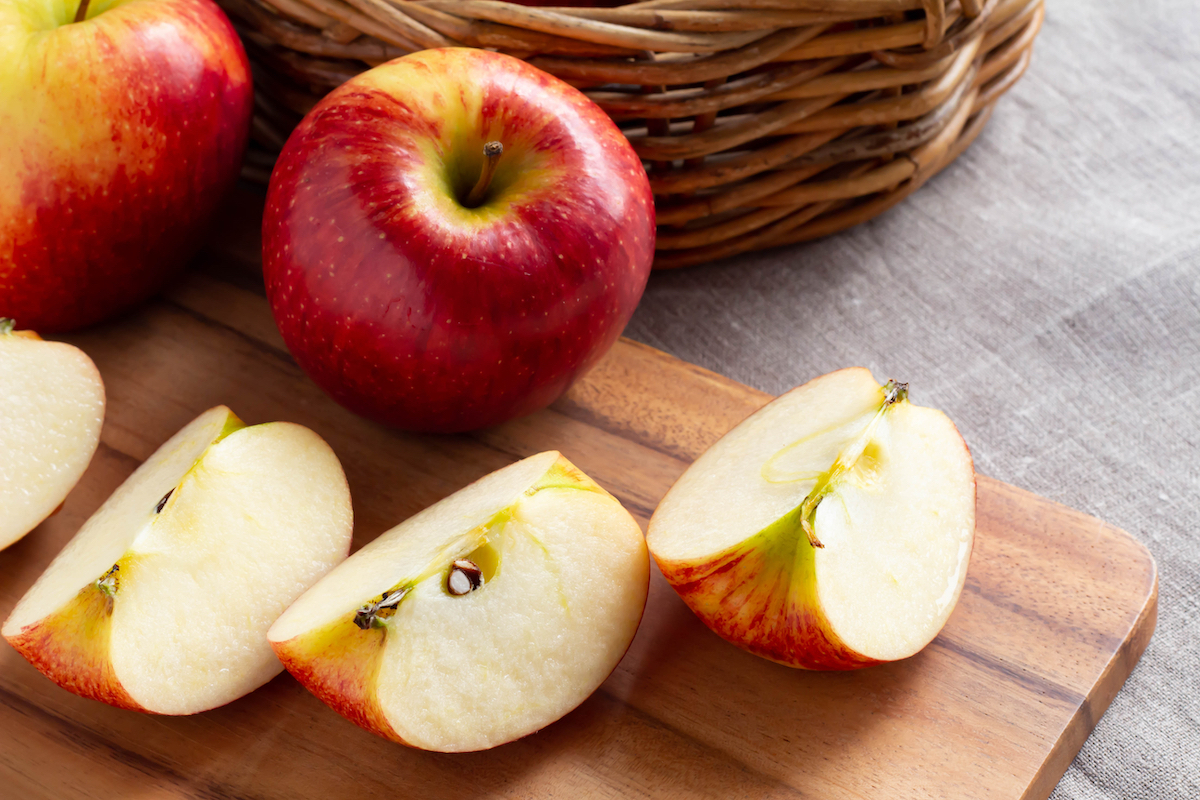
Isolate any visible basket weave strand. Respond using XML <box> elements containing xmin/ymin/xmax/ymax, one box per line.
<box><xmin>221</xmin><ymin>0</ymin><xmax>1042</xmax><ymax>268</ymax></box>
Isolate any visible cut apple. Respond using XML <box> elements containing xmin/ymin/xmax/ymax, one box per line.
<box><xmin>0</xmin><ymin>319</ymin><xmax>105</xmax><ymax>549</ymax></box>
<box><xmin>2</xmin><ymin>406</ymin><xmax>353</xmax><ymax>714</ymax></box>
<box><xmin>269</xmin><ymin>451</ymin><xmax>648</xmax><ymax>752</ymax></box>
<box><xmin>647</xmin><ymin>368</ymin><xmax>975</xmax><ymax>670</ymax></box>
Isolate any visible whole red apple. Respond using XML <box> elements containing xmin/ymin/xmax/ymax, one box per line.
<box><xmin>0</xmin><ymin>0</ymin><xmax>252</xmax><ymax>333</ymax></box>
<box><xmin>263</xmin><ymin>48</ymin><xmax>655</xmax><ymax>434</ymax></box>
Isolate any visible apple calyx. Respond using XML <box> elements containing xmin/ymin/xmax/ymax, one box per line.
<box><xmin>446</xmin><ymin>559</ymin><xmax>484</xmax><ymax>596</ymax></box>
<box><xmin>94</xmin><ymin>563</ymin><xmax>121</xmax><ymax>615</ymax></box>
<box><xmin>73</xmin><ymin>0</ymin><xmax>91</xmax><ymax>23</ymax></box>
<box><xmin>464</xmin><ymin>141</ymin><xmax>504</xmax><ymax>208</ymax></box>
<box><xmin>96</xmin><ymin>564</ymin><xmax>119</xmax><ymax>597</ymax></box>
<box><xmin>353</xmin><ymin>586</ymin><xmax>412</xmax><ymax>630</ymax></box>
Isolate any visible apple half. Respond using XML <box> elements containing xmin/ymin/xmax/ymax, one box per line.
<box><xmin>2</xmin><ymin>406</ymin><xmax>353</xmax><ymax>714</ymax></box>
<box><xmin>647</xmin><ymin>368</ymin><xmax>975</xmax><ymax>670</ymax></box>
<box><xmin>269</xmin><ymin>451</ymin><xmax>648</xmax><ymax>752</ymax></box>
<box><xmin>0</xmin><ymin>319</ymin><xmax>105</xmax><ymax>549</ymax></box>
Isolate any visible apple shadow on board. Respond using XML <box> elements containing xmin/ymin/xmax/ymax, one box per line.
<box><xmin>622</xmin><ymin>567</ymin><xmax>927</xmax><ymax>779</ymax></box>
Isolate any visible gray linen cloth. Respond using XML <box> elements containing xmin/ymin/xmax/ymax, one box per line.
<box><xmin>625</xmin><ymin>0</ymin><xmax>1200</xmax><ymax>796</ymax></box>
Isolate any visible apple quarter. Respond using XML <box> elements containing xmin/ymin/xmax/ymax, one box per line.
<box><xmin>3</xmin><ymin>406</ymin><xmax>353</xmax><ymax>714</ymax></box>
<box><xmin>647</xmin><ymin>368</ymin><xmax>976</xmax><ymax>670</ymax></box>
<box><xmin>0</xmin><ymin>322</ymin><xmax>105</xmax><ymax>549</ymax></box>
<box><xmin>269</xmin><ymin>451</ymin><xmax>649</xmax><ymax>752</ymax></box>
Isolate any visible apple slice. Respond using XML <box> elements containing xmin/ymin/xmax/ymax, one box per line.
<box><xmin>269</xmin><ymin>451</ymin><xmax>648</xmax><ymax>752</ymax></box>
<box><xmin>0</xmin><ymin>319</ymin><xmax>105</xmax><ymax>550</ymax></box>
<box><xmin>647</xmin><ymin>368</ymin><xmax>975</xmax><ymax>670</ymax></box>
<box><xmin>2</xmin><ymin>406</ymin><xmax>353</xmax><ymax>714</ymax></box>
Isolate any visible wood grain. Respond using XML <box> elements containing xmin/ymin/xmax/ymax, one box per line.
<box><xmin>0</xmin><ymin>189</ymin><xmax>1155</xmax><ymax>800</ymax></box>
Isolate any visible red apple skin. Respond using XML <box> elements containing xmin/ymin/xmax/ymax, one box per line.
<box><xmin>272</xmin><ymin>617</ymin><xmax>403</xmax><ymax>743</ymax></box>
<box><xmin>655</xmin><ymin>548</ymin><xmax>882</xmax><ymax>671</ymax></box>
<box><xmin>0</xmin><ymin>0</ymin><xmax>252</xmax><ymax>333</ymax></box>
<box><xmin>4</xmin><ymin>579</ymin><xmax>144</xmax><ymax>711</ymax></box>
<box><xmin>262</xmin><ymin>48</ymin><xmax>655</xmax><ymax>434</ymax></box>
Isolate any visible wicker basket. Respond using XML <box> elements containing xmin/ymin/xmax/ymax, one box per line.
<box><xmin>218</xmin><ymin>0</ymin><xmax>1043</xmax><ymax>268</ymax></box>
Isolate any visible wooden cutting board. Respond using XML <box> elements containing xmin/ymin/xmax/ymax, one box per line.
<box><xmin>0</xmin><ymin>190</ymin><xmax>1156</xmax><ymax>800</ymax></box>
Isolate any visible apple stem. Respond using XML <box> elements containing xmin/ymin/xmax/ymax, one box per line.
<box><xmin>0</xmin><ymin>318</ymin><xmax>13</xmax><ymax>335</ymax></box>
<box><xmin>464</xmin><ymin>141</ymin><xmax>503</xmax><ymax>208</ymax></box>
<box><xmin>73</xmin><ymin>0</ymin><xmax>91</xmax><ymax>23</ymax></box>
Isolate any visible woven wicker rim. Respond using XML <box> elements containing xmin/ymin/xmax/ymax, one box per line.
<box><xmin>222</xmin><ymin>0</ymin><xmax>1043</xmax><ymax>267</ymax></box>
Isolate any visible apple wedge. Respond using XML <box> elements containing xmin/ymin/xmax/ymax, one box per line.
<box><xmin>2</xmin><ymin>406</ymin><xmax>353</xmax><ymax>714</ymax></box>
<box><xmin>0</xmin><ymin>318</ymin><xmax>105</xmax><ymax>550</ymax></box>
<box><xmin>269</xmin><ymin>451</ymin><xmax>648</xmax><ymax>752</ymax></box>
<box><xmin>647</xmin><ymin>368</ymin><xmax>975</xmax><ymax>670</ymax></box>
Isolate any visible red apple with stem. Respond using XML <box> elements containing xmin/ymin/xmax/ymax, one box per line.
<box><xmin>0</xmin><ymin>0</ymin><xmax>252</xmax><ymax>333</ymax></box>
<box><xmin>262</xmin><ymin>47</ymin><xmax>655</xmax><ymax>434</ymax></box>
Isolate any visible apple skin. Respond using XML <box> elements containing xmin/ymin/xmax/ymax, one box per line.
<box><xmin>272</xmin><ymin>609</ymin><xmax>401</xmax><ymax>742</ymax></box>
<box><xmin>0</xmin><ymin>0</ymin><xmax>253</xmax><ymax>333</ymax></box>
<box><xmin>5</xmin><ymin>568</ymin><xmax>144</xmax><ymax>711</ymax></box>
<box><xmin>262</xmin><ymin>47</ymin><xmax>655</xmax><ymax>434</ymax></box>
<box><xmin>653</xmin><ymin>519</ymin><xmax>881</xmax><ymax>671</ymax></box>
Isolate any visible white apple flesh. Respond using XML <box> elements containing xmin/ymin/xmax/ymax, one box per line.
<box><xmin>0</xmin><ymin>319</ymin><xmax>105</xmax><ymax>550</ymax></box>
<box><xmin>269</xmin><ymin>451</ymin><xmax>649</xmax><ymax>752</ymax></box>
<box><xmin>647</xmin><ymin>368</ymin><xmax>975</xmax><ymax>669</ymax></box>
<box><xmin>2</xmin><ymin>406</ymin><xmax>353</xmax><ymax>713</ymax></box>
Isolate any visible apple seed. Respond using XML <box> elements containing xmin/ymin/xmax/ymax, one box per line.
<box><xmin>447</xmin><ymin>559</ymin><xmax>484</xmax><ymax>596</ymax></box>
<box><xmin>154</xmin><ymin>488</ymin><xmax>174</xmax><ymax>514</ymax></box>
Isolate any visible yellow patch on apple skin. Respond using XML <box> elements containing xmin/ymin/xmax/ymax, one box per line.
<box><xmin>3</xmin><ymin>562</ymin><xmax>143</xmax><ymax>710</ymax></box>
<box><xmin>656</xmin><ymin>507</ymin><xmax>878</xmax><ymax>671</ymax></box>
<box><xmin>272</xmin><ymin>616</ymin><xmax>402</xmax><ymax>744</ymax></box>
<box><xmin>526</xmin><ymin>456</ymin><xmax>609</xmax><ymax>498</ymax></box>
